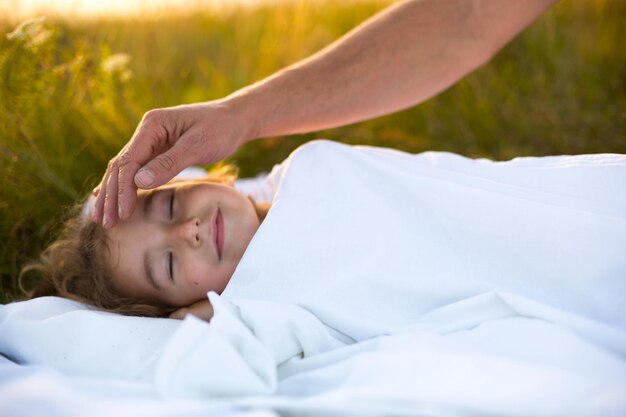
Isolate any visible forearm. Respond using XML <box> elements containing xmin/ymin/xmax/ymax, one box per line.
<box><xmin>226</xmin><ymin>0</ymin><xmax>557</xmax><ymax>140</ymax></box>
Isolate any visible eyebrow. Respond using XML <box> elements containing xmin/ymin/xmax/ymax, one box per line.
<box><xmin>143</xmin><ymin>189</ymin><xmax>157</xmax><ymax>218</ymax></box>
<box><xmin>143</xmin><ymin>250</ymin><xmax>162</xmax><ymax>291</ymax></box>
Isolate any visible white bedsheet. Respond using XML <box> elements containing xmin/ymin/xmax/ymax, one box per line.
<box><xmin>3</xmin><ymin>292</ymin><xmax>625</xmax><ymax>416</ymax></box>
<box><xmin>0</xmin><ymin>355</ymin><xmax>275</xmax><ymax>417</ymax></box>
<box><xmin>2</xmin><ymin>141</ymin><xmax>625</xmax><ymax>416</ymax></box>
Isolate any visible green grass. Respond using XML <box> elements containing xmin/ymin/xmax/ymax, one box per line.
<box><xmin>1</xmin><ymin>0</ymin><xmax>625</xmax><ymax>303</ymax></box>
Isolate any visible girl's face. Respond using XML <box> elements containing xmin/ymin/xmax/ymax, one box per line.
<box><xmin>103</xmin><ymin>180</ymin><xmax>260</xmax><ymax>307</ymax></box>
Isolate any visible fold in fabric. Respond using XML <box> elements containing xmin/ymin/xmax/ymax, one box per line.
<box><xmin>154</xmin><ymin>292</ymin><xmax>347</xmax><ymax>398</ymax></box>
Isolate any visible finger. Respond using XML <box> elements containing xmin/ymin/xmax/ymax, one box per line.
<box><xmin>190</xmin><ymin>299</ymin><xmax>210</xmax><ymax>308</ymax></box>
<box><xmin>102</xmin><ymin>161</ymin><xmax>120</xmax><ymax>229</ymax></box>
<box><xmin>188</xmin><ymin>300</ymin><xmax>213</xmax><ymax>321</ymax></box>
<box><xmin>169</xmin><ymin>308</ymin><xmax>188</xmax><ymax>320</ymax></box>
<box><xmin>116</xmin><ymin>155</ymin><xmax>141</xmax><ymax>221</ymax></box>
<box><xmin>135</xmin><ymin>136</ymin><xmax>199</xmax><ymax>190</ymax></box>
<box><xmin>92</xmin><ymin>168</ymin><xmax>111</xmax><ymax>224</ymax></box>
<box><xmin>117</xmin><ymin>111</ymin><xmax>171</xmax><ymax>219</ymax></box>
<box><xmin>193</xmin><ymin>308</ymin><xmax>213</xmax><ymax>321</ymax></box>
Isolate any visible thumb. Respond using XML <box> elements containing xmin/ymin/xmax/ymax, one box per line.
<box><xmin>134</xmin><ymin>143</ymin><xmax>195</xmax><ymax>189</ymax></box>
<box><xmin>169</xmin><ymin>308</ymin><xmax>189</xmax><ymax>320</ymax></box>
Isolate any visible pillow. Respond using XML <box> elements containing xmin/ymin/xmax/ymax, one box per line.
<box><xmin>0</xmin><ymin>292</ymin><xmax>346</xmax><ymax>397</ymax></box>
<box><xmin>0</xmin><ymin>296</ymin><xmax>179</xmax><ymax>381</ymax></box>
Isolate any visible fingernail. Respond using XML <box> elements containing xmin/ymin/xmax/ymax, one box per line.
<box><xmin>136</xmin><ymin>169</ymin><xmax>155</xmax><ymax>188</ymax></box>
<box><xmin>118</xmin><ymin>204</ymin><xmax>124</xmax><ymax>220</ymax></box>
<box><xmin>103</xmin><ymin>213</ymin><xmax>110</xmax><ymax>228</ymax></box>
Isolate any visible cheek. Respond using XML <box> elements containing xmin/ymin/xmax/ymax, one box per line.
<box><xmin>185</xmin><ymin>258</ymin><xmax>230</xmax><ymax>290</ymax></box>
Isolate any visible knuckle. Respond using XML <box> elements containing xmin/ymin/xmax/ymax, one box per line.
<box><xmin>155</xmin><ymin>154</ymin><xmax>177</xmax><ymax>172</ymax></box>
<box><xmin>117</xmin><ymin>153</ymin><xmax>142</xmax><ymax>178</ymax></box>
<box><xmin>144</xmin><ymin>109</ymin><xmax>165</xmax><ymax>124</ymax></box>
<box><xmin>117</xmin><ymin>153</ymin><xmax>133</xmax><ymax>168</ymax></box>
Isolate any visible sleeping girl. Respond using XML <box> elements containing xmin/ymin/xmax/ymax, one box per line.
<box><xmin>20</xmin><ymin>140</ymin><xmax>626</xmax><ymax>342</ymax></box>
<box><xmin>9</xmin><ymin>141</ymin><xmax>626</xmax><ymax>416</ymax></box>
<box><xmin>20</xmin><ymin>170</ymin><xmax>270</xmax><ymax>319</ymax></box>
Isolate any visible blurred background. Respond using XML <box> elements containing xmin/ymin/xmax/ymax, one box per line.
<box><xmin>1</xmin><ymin>0</ymin><xmax>624</xmax><ymax>303</ymax></box>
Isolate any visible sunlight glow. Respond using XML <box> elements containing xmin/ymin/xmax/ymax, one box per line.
<box><xmin>1</xmin><ymin>0</ymin><xmax>283</xmax><ymax>19</ymax></box>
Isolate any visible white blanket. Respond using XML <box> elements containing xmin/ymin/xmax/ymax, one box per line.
<box><xmin>2</xmin><ymin>141</ymin><xmax>625</xmax><ymax>416</ymax></box>
<box><xmin>225</xmin><ymin>141</ymin><xmax>626</xmax><ymax>338</ymax></box>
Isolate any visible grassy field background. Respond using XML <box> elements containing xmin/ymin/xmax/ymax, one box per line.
<box><xmin>1</xmin><ymin>0</ymin><xmax>624</xmax><ymax>303</ymax></box>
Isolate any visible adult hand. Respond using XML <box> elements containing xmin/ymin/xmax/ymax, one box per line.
<box><xmin>92</xmin><ymin>100</ymin><xmax>251</xmax><ymax>228</ymax></box>
<box><xmin>168</xmin><ymin>298</ymin><xmax>214</xmax><ymax>321</ymax></box>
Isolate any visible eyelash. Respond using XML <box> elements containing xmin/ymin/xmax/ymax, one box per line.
<box><xmin>168</xmin><ymin>191</ymin><xmax>175</xmax><ymax>281</ymax></box>
<box><xmin>168</xmin><ymin>252</ymin><xmax>173</xmax><ymax>281</ymax></box>
<box><xmin>169</xmin><ymin>191</ymin><xmax>174</xmax><ymax>219</ymax></box>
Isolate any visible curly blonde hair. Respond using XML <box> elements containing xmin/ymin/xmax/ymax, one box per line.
<box><xmin>19</xmin><ymin>170</ymin><xmax>270</xmax><ymax>317</ymax></box>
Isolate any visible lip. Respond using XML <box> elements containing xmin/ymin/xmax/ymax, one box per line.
<box><xmin>214</xmin><ymin>207</ymin><xmax>224</xmax><ymax>261</ymax></box>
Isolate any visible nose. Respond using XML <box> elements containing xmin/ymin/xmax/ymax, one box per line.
<box><xmin>170</xmin><ymin>217</ymin><xmax>201</xmax><ymax>247</ymax></box>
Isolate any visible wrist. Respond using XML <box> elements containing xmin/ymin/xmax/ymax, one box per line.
<box><xmin>221</xmin><ymin>82</ymin><xmax>277</xmax><ymax>143</ymax></box>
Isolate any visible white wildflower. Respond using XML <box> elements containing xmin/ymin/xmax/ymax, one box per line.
<box><xmin>6</xmin><ymin>16</ymin><xmax>52</xmax><ymax>48</ymax></box>
<box><xmin>101</xmin><ymin>53</ymin><xmax>131</xmax><ymax>73</ymax></box>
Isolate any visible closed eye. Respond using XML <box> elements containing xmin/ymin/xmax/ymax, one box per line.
<box><xmin>168</xmin><ymin>251</ymin><xmax>174</xmax><ymax>282</ymax></box>
<box><xmin>169</xmin><ymin>190</ymin><xmax>175</xmax><ymax>219</ymax></box>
